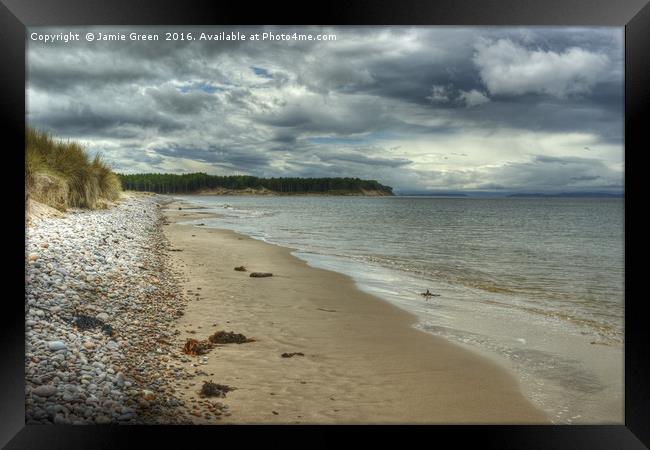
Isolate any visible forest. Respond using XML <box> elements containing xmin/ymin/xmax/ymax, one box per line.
<box><xmin>118</xmin><ymin>172</ymin><xmax>394</xmax><ymax>195</ymax></box>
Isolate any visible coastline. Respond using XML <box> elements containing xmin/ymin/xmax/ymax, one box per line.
<box><xmin>163</xmin><ymin>199</ymin><xmax>548</xmax><ymax>423</ymax></box>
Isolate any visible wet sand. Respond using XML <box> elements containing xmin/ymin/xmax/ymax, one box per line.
<box><xmin>162</xmin><ymin>201</ymin><xmax>549</xmax><ymax>424</ymax></box>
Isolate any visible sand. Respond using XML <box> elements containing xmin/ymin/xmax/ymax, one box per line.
<box><xmin>162</xmin><ymin>201</ymin><xmax>549</xmax><ymax>424</ymax></box>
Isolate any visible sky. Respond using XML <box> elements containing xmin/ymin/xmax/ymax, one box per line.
<box><xmin>27</xmin><ymin>26</ymin><xmax>624</xmax><ymax>193</ymax></box>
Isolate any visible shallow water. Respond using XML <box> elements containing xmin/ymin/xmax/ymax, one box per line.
<box><xmin>175</xmin><ymin>195</ymin><xmax>624</xmax><ymax>423</ymax></box>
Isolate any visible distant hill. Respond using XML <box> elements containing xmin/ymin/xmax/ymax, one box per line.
<box><xmin>118</xmin><ymin>173</ymin><xmax>393</xmax><ymax>196</ymax></box>
<box><xmin>396</xmin><ymin>191</ymin><xmax>468</xmax><ymax>197</ymax></box>
<box><xmin>508</xmin><ymin>192</ymin><xmax>623</xmax><ymax>198</ymax></box>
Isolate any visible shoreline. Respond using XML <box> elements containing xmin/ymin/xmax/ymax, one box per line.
<box><xmin>172</xmin><ymin>194</ymin><xmax>624</xmax><ymax>424</ymax></box>
<box><xmin>163</xmin><ymin>199</ymin><xmax>549</xmax><ymax>423</ymax></box>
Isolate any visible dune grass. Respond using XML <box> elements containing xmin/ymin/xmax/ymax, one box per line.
<box><xmin>25</xmin><ymin>127</ymin><xmax>122</xmax><ymax>211</ymax></box>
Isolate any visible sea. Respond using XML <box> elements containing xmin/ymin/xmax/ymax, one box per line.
<box><xmin>173</xmin><ymin>195</ymin><xmax>624</xmax><ymax>424</ymax></box>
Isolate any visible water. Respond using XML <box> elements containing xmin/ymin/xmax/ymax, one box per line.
<box><xmin>174</xmin><ymin>195</ymin><xmax>624</xmax><ymax>423</ymax></box>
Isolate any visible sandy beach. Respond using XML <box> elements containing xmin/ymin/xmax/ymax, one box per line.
<box><xmin>163</xmin><ymin>200</ymin><xmax>549</xmax><ymax>424</ymax></box>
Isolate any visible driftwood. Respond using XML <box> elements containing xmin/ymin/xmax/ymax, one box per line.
<box><xmin>250</xmin><ymin>272</ymin><xmax>273</xmax><ymax>278</ymax></box>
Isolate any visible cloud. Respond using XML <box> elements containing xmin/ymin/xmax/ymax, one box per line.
<box><xmin>26</xmin><ymin>26</ymin><xmax>624</xmax><ymax>192</ymax></box>
<box><xmin>426</xmin><ymin>85</ymin><xmax>489</xmax><ymax>108</ymax></box>
<box><xmin>473</xmin><ymin>38</ymin><xmax>610</xmax><ymax>98</ymax></box>
<box><xmin>458</xmin><ymin>89</ymin><xmax>490</xmax><ymax>107</ymax></box>
<box><xmin>475</xmin><ymin>154</ymin><xmax>622</xmax><ymax>191</ymax></box>
<box><xmin>426</xmin><ymin>85</ymin><xmax>453</xmax><ymax>103</ymax></box>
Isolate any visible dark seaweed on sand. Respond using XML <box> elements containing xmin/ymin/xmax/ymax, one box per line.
<box><xmin>183</xmin><ymin>338</ymin><xmax>212</xmax><ymax>356</ymax></box>
<box><xmin>209</xmin><ymin>331</ymin><xmax>254</xmax><ymax>344</ymax></box>
<box><xmin>199</xmin><ymin>381</ymin><xmax>234</xmax><ymax>398</ymax></box>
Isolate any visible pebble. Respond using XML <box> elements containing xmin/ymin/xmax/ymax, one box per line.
<box><xmin>48</xmin><ymin>341</ymin><xmax>67</xmax><ymax>351</ymax></box>
<box><xmin>32</xmin><ymin>385</ymin><xmax>57</xmax><ymax>397</ymax></box>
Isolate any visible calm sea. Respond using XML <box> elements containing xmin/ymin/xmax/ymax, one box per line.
<box><xmin>175</xmin><ymin>195</ymin><xmax>624</xmax><ymax>423</ymax></box>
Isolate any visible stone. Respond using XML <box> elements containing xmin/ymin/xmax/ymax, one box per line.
<box><xmin>48</xmin><ymin>341</ymin><xmax>67</xmax><ymax>351</ymax></box>
<box><xmin>32</xmin><ymin>385</ymin><xmax>57</xmax><ymax>397</ymax></box>
<box><xmin>95</xmin><ymin>415</ymin><xmax>111</xmax><ymax>425</ymax></box>
<box><xmin>118</xmin><ymin>412</ymin><xmax>135</xmax><ymax>421</ymax></box>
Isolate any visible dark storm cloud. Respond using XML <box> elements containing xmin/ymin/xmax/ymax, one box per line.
<box><xmin>316</xmin><ymin>151</ymin><xmax>412</xmax><ymax>168</ymax></box>
<box><xmin>27</xmin><ymin>26</ymin><xmax>624</xmax><ymax>192</ymax></box>
<box><xmin>154</xmin><ymin>146</ymin><xmax>272</xmax><ymax>172</ymax></box>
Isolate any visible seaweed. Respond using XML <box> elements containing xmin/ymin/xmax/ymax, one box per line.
<box><xmin>250</xmin><ymin>272</ymin><xmax>273</xmax><ymax>278</ymax></box>
<box><xmin>281</xmin><ymin>352</ymin><xmax>304</xmax><ymax>358</ymax></box>
<box><xmin>72</xmin><ymin>314</ymin><xmax>114</xmax><ymax>336</ymax></box>
<box><xmin>199</xmin><ymin>381</ymin><xmax>234</xmax><ymax>398</ymax></box>
<box><xmin>208</xmin><ymin>331</ymin><xmax>254</xmax><ymax>344</ymax></box>
<box><xmin>182</xmin><ymin>338</ymin><xmax>212</xmax><ymax>356</ymax></box>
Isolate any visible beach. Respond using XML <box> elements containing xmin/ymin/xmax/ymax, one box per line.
<box><xmin>163</xmin><ymin>199</ymin><xmax>548</xmax><ymax>423</ymax></box>
<box><xmin>22</xmin><ymin>193</ymin><xmax>553</xmax><ymax>424</ymax></box>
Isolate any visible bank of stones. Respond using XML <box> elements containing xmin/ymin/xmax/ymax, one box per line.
<box><xmin>25</xmin><ymin>194</ymin><xmax>193</xmax><ymax>424</ymax></box>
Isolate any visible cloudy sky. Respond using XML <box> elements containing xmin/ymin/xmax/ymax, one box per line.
<box><xmin>27</xmin><ymin>26</ymin><xmax>624</xmax><ymax>193</ymax></box>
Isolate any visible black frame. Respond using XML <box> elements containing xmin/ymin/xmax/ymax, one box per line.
<box><xmin>2</xmin><ymin>0</ymin><xmax>647</xmax><ymax>448</ymax></box>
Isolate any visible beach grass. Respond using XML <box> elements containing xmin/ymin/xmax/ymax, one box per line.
<box><xmin>25</xmin><ymin>127</ymin><xmax>122</xmax><ymax>210</ymax></box>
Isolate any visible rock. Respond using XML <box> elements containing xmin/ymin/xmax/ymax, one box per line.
<box><xmin>250</xmin><ymin>272</ymin><xmax>273</xmax><ymax>278</ymax></box>
<box><xmin>118</xmin><ymin>412</ymin><xmax>135</xmax><ymax>421</ymax></box>
<box><xmin>83</xmin><ymin>341</ymin><xmax>95</xmax><ymax>350</ymax></box>
<box><xmin>48</xmin><ymin>341</ymin><xmax>67</xmax><ymax>351</ymax></box>
<box><xmin>28</xmin><ymin>253</ymin><xmax>38</xmax><ymax>262</ymax></box>
<box><xmin>141</xmin><ymin>390</ymin><xmax>156</xmax><ymax>401</ymax></box>
<box><xmin>96</xmin><ymin>312</ymin><xmax>109</xmax><ymax>321</ymax></box>
<box><xmin>32</xmin><ymin>385</ymin><xmax>57</xmax><ymax>397</ymax></box>
<box><xmin>234</xmin><ymin>266</ymin><xmax>247</xmax><ymax>272</ymax></box>
<box><xmin>106</xmin><ymin>341</ymin><xmax>119</xmax><ymax>350</ymax></box>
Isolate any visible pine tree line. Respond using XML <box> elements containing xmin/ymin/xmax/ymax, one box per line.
<box><xmin>117</xmin><ymin>172</ymin><xmax>393</xmax><ymax>195</ymax></box>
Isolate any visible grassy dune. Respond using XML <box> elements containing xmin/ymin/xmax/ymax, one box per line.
<box><xmin>25</xmin><ymin>128</ymin><xmax>122</xmax><ymax>211</ymax></box>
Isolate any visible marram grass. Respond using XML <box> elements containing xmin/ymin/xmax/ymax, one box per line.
<box><xmin>25</xmin><ymin>127</ymin><xmax>122</xmax><ymax>211</ymax></box>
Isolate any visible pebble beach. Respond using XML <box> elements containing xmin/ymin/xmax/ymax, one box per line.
<box><xmin>24</xmin><ymin>194</ymin><xmax>210</xmax><ymax>424</ymax></box>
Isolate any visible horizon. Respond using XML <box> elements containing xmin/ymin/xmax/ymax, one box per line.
<box><xmin>114</xmin><ymin>170</ymin><xmax>624</xmax><ymax>197</ymax></box>
<box><xmin>27</xmin><ymin>26</ymin><xmax>624</xmax><ymax>193</ymax></box>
